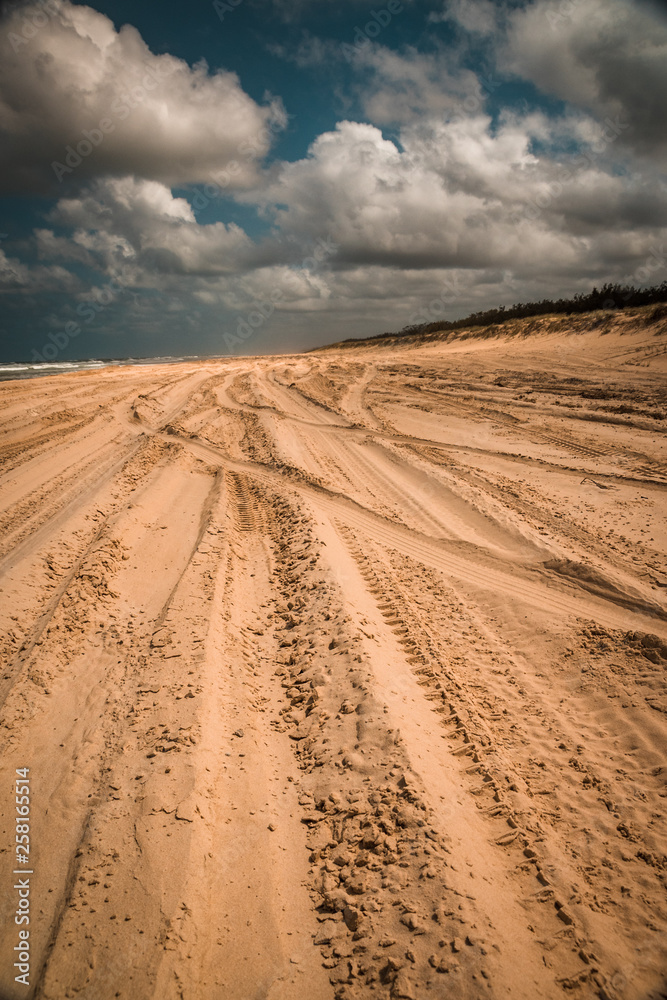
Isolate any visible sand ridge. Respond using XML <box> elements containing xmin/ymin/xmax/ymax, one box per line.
<box><xmin>0</xmin><ymin>311</ymin><xmax>666</xmax><ymax>999</ymax></box>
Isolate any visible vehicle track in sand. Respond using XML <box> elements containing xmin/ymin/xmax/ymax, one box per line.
<box><xmin>1</xmin><ymin>323</ymin><xmax>666</xmax><ymax>1000</ymax></box>
<box><xmin>382</xmin><ymin>383</ymin><xmax>667</xmax><ymax>484</ymax></box>
<box><xmin>330</xmin><ymin>525</ymin><xmax>667</xmax><ymax>991</ymax></box>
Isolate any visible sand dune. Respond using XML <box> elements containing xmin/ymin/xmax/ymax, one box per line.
<box><xmin>1</xmin><ymin>311</ymin><xmax>666</xmax><ymax>1000</ymax></box>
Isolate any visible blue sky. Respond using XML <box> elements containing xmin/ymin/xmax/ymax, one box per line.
<box><xmin>0</xmin><ymin>0</ymin><xmax>666</xmax><ymax>361</ymax></box>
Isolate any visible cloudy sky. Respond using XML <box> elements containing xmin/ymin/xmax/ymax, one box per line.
<box><xmin>0</xmin><ymin>0</ymin><xmax>666</xmax><ymax>361</ymax></box>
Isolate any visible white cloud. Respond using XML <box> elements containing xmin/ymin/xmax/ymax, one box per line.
<box><xmin>228</xmin><ymin>110</ymin><xmax>667</xmax><ymax>340</ymax></box>
<box><xmin>10</xmin><ymin>102</ymin><xmax>666</xmax><ymax>350</ymax></box>
<box><xmin>247</xmin><ymin>117</ymin><xmax>597</xmax><ymax>270</ymax></box>
<box><xmin>0</xmin><ymin>0</ymin><xmax>285</xmax><ymax>194</ymax></box>
<box><xmin>47</xmin><ymin>177</ymin><xmax>255</xmax><ymax>276</ymax></box>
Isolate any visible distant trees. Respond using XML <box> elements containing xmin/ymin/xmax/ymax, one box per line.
<box><xmin>387</xmin><ymin>281</ymin><xmax>667</xmax><ymax>341</ymax></box>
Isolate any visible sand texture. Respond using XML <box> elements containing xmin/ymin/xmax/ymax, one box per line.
<box><xmin>1</xmin><ymin>311</ymin><xmax>666</xmax><ymax>1000</ymax></box>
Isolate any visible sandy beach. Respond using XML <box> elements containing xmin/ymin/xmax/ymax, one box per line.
<box><xmin>0</xmin><ymin>308</ymin><xmax>666</xmax><ymax>1000</ymax></box>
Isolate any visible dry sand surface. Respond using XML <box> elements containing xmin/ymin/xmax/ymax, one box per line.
<box><xmin>1</xmin><ymin>308</ymin><xmax>666</xmax><ymax>1000</ymax></box>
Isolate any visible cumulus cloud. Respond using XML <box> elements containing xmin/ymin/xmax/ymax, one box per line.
<box><xmin>247</xmin><ymin>116</ymin><xmax>663</xmax><ymax>275</ymax></box>
<box><xmin>501</xmin><ymin>0</ymin><xmax>667</xmax><ymax>158</ymax></box>
<box><xmin>45</xmin><ymin>176</ymin><xmax>257</xmax><ymax>276</ymax></box>
<box><xmin>8</xmin><ymin>91</ymin><xmax>667</xmax><ymax>350</ymax></box>
<box><xmin>0</xmin><ymin>0</ymin><xmax>285</xmax><ymax>194</ymax></box>
<box><xmin>2</xmin><ymin>0</ymin><xmax>666</xmax><ymax>357</ymax></box>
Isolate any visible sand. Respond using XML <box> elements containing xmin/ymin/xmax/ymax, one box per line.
<box><xmin>0</xmin><ymin>308</ymin><xmax>666</xmax><ymax>1000</ymax></box>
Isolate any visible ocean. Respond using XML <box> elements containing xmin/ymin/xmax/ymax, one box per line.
<box><xmin>0</xmin><ymin>356</ymin><xmax>212</xmax><ymax>381</ymax></box>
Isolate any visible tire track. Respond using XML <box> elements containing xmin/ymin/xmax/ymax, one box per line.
<box><xmin>398</xmin><ymin>383</ymin><xmax>667</xmax><ymax>481</ymax></box>
<box><xmin>225</xmin><ymin>470</ymin><xmax>267</xmax><ymax>533</ymax></box>
<box><xmin>260</xmin><ymin>485</ymin><xmax>498</xmax><ymax>999</ymax></box>
<box><xmin>1</xmin><ymin>449</ymin><xmax>221</xmax><ymax>1000</ymax></box>
<box><xmin>0</xmin><ymin>438</ymin><xmax>175</xmax><ymax>710</ymax></box>
<box><xmin>148</xmin><ymin>425</ymin><xmax>667</xmax><ymax>633</ymax></box>
<box><xmin>0</xmin><ymin>432</ymin><xmax>142</xmax><ymax>564</ymax></box>
<box><xmin>338</xmin><ymin>524</ymin><xmax>596</xmax><ymax>948</ymax></box>
<box><xmin>1</xmin><ymin>337</ymin><xmax>665</xmax><ymax>999</ymax></box>
<box><xmin>331</xmin><ymin>523</ymin><xmax>660</xmax><ymax>996</ymax></box>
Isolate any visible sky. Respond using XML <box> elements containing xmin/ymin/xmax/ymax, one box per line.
<box><xmin>0</xmin><ymin>0</ymin><xmax>666</xmax><ymax>362</ymax></box>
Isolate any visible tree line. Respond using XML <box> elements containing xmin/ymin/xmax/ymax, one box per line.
<box><xmin>348</xmin><ymin>281</ymin><xmax>667</xmax><ymax>343</ymax></box>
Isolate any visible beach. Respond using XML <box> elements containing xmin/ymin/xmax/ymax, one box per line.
<box><xmin>0</xmin><ymin>309</ymin><xmax>666</xmax><ymax>1000</ymax></box>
